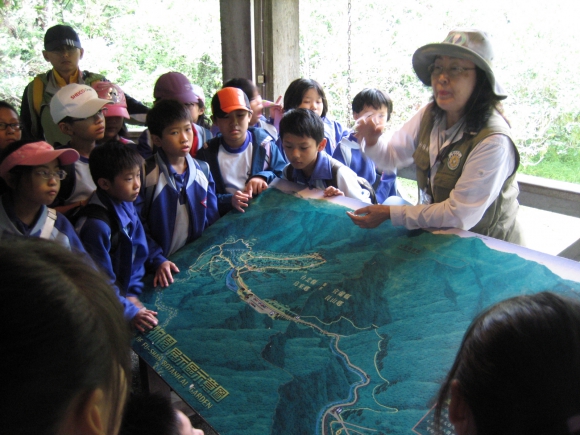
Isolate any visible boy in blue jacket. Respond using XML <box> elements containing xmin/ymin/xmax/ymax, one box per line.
<box><xmin>196</xmin><ymin>87</ymin><xmax>286</xmax><ymax>216</ymax></box>
<box><xmin>137</xmin><ymin>99</ymin><xmax>219</xmax><ymax>287</ymax></box>
<box><xmin>332</xmin><ymin>88</ymin><xmax>396</xmax><ymax>204</ymax></box>
<box><xmin>76</xmin><ymin>141</ymin><xmax>159</xmax><ymax>331</ymax></box>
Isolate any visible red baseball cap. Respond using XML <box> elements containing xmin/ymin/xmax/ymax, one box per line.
<box><xmin>0</xmin><ymin>141</ymin><xmax>79</xmax><ymax>180</ymax></box>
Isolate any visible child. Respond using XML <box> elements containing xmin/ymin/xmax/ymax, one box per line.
<box><xmin>279</xmin><ymin>108</ymin><xmax>373</xmax><ymax>204</ymax></box>
<box><xmin>49</xmin><ymin>83</ymin><xmax>111</xmax><ymax>211</ymax></box>
<box><xmin>192</xmin><ymin>84</ymin><xmax>212</xmax><ymax>132</ymax></box>
<box><xmin>435</xmin><ymin>292</ymin><xmax>580</xmax><ymax>435</ymax></box>
<box><xmin>1</xmin><ymin>238</ymin><xmax>132</xmax><ymax>435</ymax></box>
<box><xmin>137</xmin><ymin>72</ymin><xmax>212</xmax><ymax>160</ymax></box>
<box><xmin>223</xmin><ymin>77</ymin><xmax>278</xmax><ymax>140</ymax></box>
<box><xmin>76</xmin><ymin>141</ymin><xmax>160</xmax><ymax>331</ymax></box>
<box><xmin>196</xmin><ymin>87</ymin><xmax>286</xmax><ymax>215</ymax></box>
<box><xmin>333</xmin><ymin>88</ymin><xmax>396</xmax><ymax>204</ymax></box>
<box><xmin>0</xmin><ymin>101</ymin><xmax>22</xmax><ymax>150</ymax></box>
<box><xmin>92</xmin><ymin>81</ymin><xmax>135</xmax><ymax>146</ymax></box>
<box><xmin>20</xmin><ymin>24</ymin><xmax>148</xmax><ymax>145</ymax></box>
<box><xmin>138</xmin><ymin>99</ymin><xmax>219</xmax><ymax>287</ymax></box>
<box><xmin>120</xmin><ymin>393</ymin><xmax>205</xmax><ymax>435</ymax></box>
<box><xmin>282</xmin><ymin>78</ymin><xmax>348</xmax><ymax>157</ymax></box>
<box><xmin>0</xmin><ymin>140</ymin><xmax>86</xmax><ymax>252</ymax></box>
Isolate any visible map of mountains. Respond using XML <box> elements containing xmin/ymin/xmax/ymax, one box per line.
<box><xmin>134</xmin><ymin>186</ymin><xmax>580</xmax><ymax>435</ymax></box>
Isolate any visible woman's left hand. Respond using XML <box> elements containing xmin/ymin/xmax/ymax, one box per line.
<box><xmin>347</xmin><ymin>205</ymin><xmax>391</xmax><ymax>228</ymax></box>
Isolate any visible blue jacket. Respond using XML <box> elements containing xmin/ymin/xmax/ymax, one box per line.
<box><xmin>76</xmin><ymin>189</ymin><xmax>148</xmax><ymax>320</ymax></box>
<box><xmin>322</xmin><ymin>116</ymin><xmax>349</xmax><ymax>156</ymax></box>
<box><xmin>136</xmin><ymin>150</ymin><xmax>219</xmax><ymax>268</ymax></box>
<box><xmin>196</xmin><ymin>127</ymin><xmax>286</xmax><ymax>215</ymax></box>
<box><xmin>0</xmin><ymin>193</ymin><xmax>87</xmax><ymax>254</ymax></box>
<box><xmin>333</xmin><ymin>133</ymin><xmax>397</xmax><ymax>203</ymax></box>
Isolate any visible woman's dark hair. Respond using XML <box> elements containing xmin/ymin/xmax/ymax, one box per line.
<box><xmin>0</xmin><ymin>100</ymin><xmax>19</xmax><ymax>114</ymax></box>
<box><xmin>224</xmin><ymin>77</ymin><xmax>258</xmax><ymax>101</ymax></box>
<box><xmin>283</xmin><ymin>78</ymin><xmax>328</xmax><ymax>118</ymax></box>
<box><xmin>431</xmin><ymin>67</ymin><xmax>507</xmax><ymax>133</ymax></box>
<box><xmin>279</xmin><ymin>108</ymin><xmax>325</xmax><ymax>143</ymax></box>
<box><xmin>0</xmin><ymin>238</ymin><xmax>132</xmax><ymax>435</ymax></box>
<box><xmin>434</xmin><ymin>292</ymin><xmax>580</xmax><ymax>435</ymax></box>
<box><xmin>352</xmin><ymin>88</ymin><xmax>393</xmax><ymax>121</ymax></box>
<box><xmin>120</xmin><ymin>393</ymin><xmax>180</xmax><ymax>435</ymax></box>
<box><xmin>89</xmin><ymin>140</ymin><xmax>144</xmax><ymax>184</ymax></box>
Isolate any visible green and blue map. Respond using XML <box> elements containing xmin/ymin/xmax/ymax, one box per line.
<box><xmin>134</xmin><ymin>185</ymin><xmax>580</xmax><ymax>435</ymax></box>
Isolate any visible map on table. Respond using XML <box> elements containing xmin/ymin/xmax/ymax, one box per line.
<box><xmin>133</xmin><ymin>184</ymin><xmax>580</xmax><ymax>435</ymax></box>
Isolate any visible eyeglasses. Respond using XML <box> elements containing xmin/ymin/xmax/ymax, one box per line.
<box><xmin>49</xmin><ymin>46</ymin><xmax>79</xmax><ymax>54</ymax></box>
<box><xmin>35</xmin><ymin>169</ymin><xmax>67</xmax><ymax>181</ymax></box>
<box><xmin>70</xmin><ymin>108</ymin><xmax>108</xmax><ymax>122</ymax></box>
<box><xmin>428</xmin><ymin>64</ymin><xmax>476</xmax><ymax>79</ymax></box>
<box><xmin>0</xmin><ymin>122</ymin><xmax>24</xmax><ymax>131</ymax></box>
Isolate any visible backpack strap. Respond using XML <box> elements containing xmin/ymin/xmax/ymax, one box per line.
<box><xmin>39</xmin><ymin>208</ymin><xmax>57</xmax><ymax>239</ymax></box>
<box><xmin>329</xmin><ymin>159</ymin><xmax>378</xmax><ymax>204</ymax></box>
<box><xmin>283</xmin><ymin>164</ymin><xmax>294</xmax><ymax>181</ymax></box>
<box><xmin>32</xmin><ymin>76</ymin><xmax>45</xmax><ymax>117</ymax></box>
<box><xmin>71</xmin><ymin>204</ymin><xmax>121</xmax><ymax>252</ymax></box>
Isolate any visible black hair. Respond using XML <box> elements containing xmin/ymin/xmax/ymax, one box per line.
<box><xmin>283</xmin><ymin>78</ymin><xmax>328</xmax><ymax>118</ymax></box>
<box><xmin>210</xmin><ymin>88</ymin><xmax>252</xmax><ymax>119</ymax></box>
<box><xmin>120</xmin><ymin>393</ymin><xmax>180</xmax><ymax>435</ymax></box>
<box><xmin>279</xmin><ymin>108</ymin><xmax>324</xmax><ymax>143</ymax></box>
<box><xmin>352</xmin><ymin>88</ymin><xmax>393</xmax><ymax>121</ymax></box>
<box><xmin>0</xmin><ymin>100</ymin><xmax>19</xmax><ymax>114</ymax></box>
<box><xmin>147</xmin><ymin>99</ymin><xmax>192</xmax><ymax>137</ymax></box>
<box><xmin>0</xmin><ymin>237</ymin><xmax>131</xmax><ymax>435</ymax></box>
<box><xmin>434</xmin><ymin>291</ymin><xmax>580</xmax><ymax>435</ymax></box>
<box><xmin>431</xmin><ymin>67</ymin><xmax>507</xmax><ymax>133</ymax></box>
<box><xmin>89</xmin><ymin>140</ymin><xmax>143</xmax><ymax>184</ymax></box>
<box><xmin>195</xmin><ymin>97</ymin><xmax>212</xmax><ymax>130</ymax></box>
<box><xmin>0</xmin><ymin>139</ymin><xmax>43</xmax><ymax>186</ymax></box>
<box><xmin>224</xmin><ymin>77</ymin><xmax>258</xmax><ymax>101</ymax></box>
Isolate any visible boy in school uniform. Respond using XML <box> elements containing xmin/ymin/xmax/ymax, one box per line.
<box><xmin>49</xmin><ymin>83</ymin><xmax>111</xmax><ymax>212</ymax></box>
<box><xmin>137</xmin><ymin>99</ymin><xmax>219</xmax><ymax>288</ymax></box>
<box><xmin>76</xmin><ymin>141</ymin><xmax>160</xmax><ymax>331</ymax></box>
<box><xmin>332</xmin><ymin>88</ymin><xmax>396</xmax><ymax>204</ymax></box>
<box><xmin>280</xmin><ymin>108</ymin><xmax>373</xmax><ymax>204</ymax></box>
<box><xmin>20</xmin><ymin>24</ymin><xmax>148</xmax><ymax>145</ymax></box>
<box><xmin>196</xmin><ymin>87</ymin><xmax>286</xmax><ymax>216</ymax></box>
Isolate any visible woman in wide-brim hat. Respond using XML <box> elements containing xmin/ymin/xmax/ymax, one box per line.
<box><xmin>348</xmin><ymin>29</ymin><xmax>521</xmax><ymax>244</ymax></box>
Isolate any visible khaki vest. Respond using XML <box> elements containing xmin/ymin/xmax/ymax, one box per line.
<box><xmin>413</xmin><ymin>105</ymin><xmax>521</xmax><ymax>243</ymax></box>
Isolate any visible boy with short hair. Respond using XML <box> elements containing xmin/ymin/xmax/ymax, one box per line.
<box><xmin>20</xmin><ymin>24</ymin><xmax>148</xmax><ymax>145</ymax></box>
<box><xmin>49</xmin><ymin>83</ymin><xmax>110</xmax><ymax>211</ymax></box>
<box><xmin>137</xmin><ymin>99</ymin><xmax>219</xmax><ymax>287</ymax></box>
<box><xmin>333</xmin><ymin>88</ymin><xmax>396</xmax><ymax>204</ymax></box>
<box><xmin>196</xmin><ymin>87</ymin><xmax>286</xmax><ymax>215</ymax></box>
<box><xmin>280</xmin><ymin>108</ymin><xmax>373</xmax><ymax>203</ymax></box>
<box><xmin>76</xmin><ymin>141</ymin><xmax>160</xmax><ymax>331</ymax></box>
<box><xmin>137</xmin><ymin>72</ymin><xmax>212</xmax><ymax>160</ymax></box>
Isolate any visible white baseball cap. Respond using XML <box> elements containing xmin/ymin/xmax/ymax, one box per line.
<box><xmin>50</xmin><ymin>84</ymin><xmax>111</xmax><ymax>123</ymax></box>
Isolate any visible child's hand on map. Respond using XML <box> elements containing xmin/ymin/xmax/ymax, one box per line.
<box><xmin>323</xmin><ymin>186</ymin><xmax>344</xmax><ymax>198</ymax></box>
<box><xmin>347</xmin><ymin>205</ymin><xmax>391</xmax><ymax>228</ymax></box>
<box><xmin>246</xmin><ymin>176</ymin><xmax>268</xmax><ymax>195</ymax></box>
<box><xmin>154</xmin><ymin>260</ymin><xmax>180</xmax><ymax>288</ymax></box>
<box><xmin>132</xmin><ymin>308</ymin><xmax>158</xmax><ymax>332</ymax></box>
<box><xmin>232</xmin><ymin>189</ymin><xmax>252</xmax><ymax>212</ymax></box>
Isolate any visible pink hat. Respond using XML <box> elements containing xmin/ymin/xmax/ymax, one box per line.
<box><xmin>0</xmin><ymin>141</ymin><xmax>80</xmax><ymax>180</ymax></box>
<box><xmin>91</xmin><ymin>81</ymin><xmax>130</xmax><ymax>119</ymax></box>
<box><xmin>192</xmin><ymin>84</ymin><xmax>206</xmax><ymax>105</ymax></box>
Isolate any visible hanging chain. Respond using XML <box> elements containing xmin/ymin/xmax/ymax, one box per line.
<box><xmin>346</xmin><ymin>0</ymin><xmax>353</xmax><ymax>128</ymax></box>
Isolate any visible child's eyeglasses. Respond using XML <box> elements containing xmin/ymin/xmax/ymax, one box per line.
<box><xmin>70</xmin><ymin>108</ymin><xmax>108</xmax><ymax>122</ymax></box>
<box><xmin>0</xmin><ymin>122</ymin><xmax>24</xmax><ymax>131</ymax></box>
<box><xmin>35</xmin><ymin>169</ymin><xmax>67</xmax><ymax>181</ymax></box>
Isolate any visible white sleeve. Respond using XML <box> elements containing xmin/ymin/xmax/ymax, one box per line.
<box><xmin>362</xmin><ymin>105</ymin><xmax>427</xmax><ymax>173</ymax></box>
<box><xmin>390</xmin><ymin>134</ymin><xmax>516</xmax><ymax>230</ymax></box>
<box><xmin>335</xmin><ymin>166</ymin><xmax>373</xmax><ymax>204</ymax></box>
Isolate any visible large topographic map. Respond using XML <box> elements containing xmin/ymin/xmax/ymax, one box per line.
<box><xmin>134</xmin><ymin>184</ymin><xmax>580</xmax><ymax>435</ymax></box>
